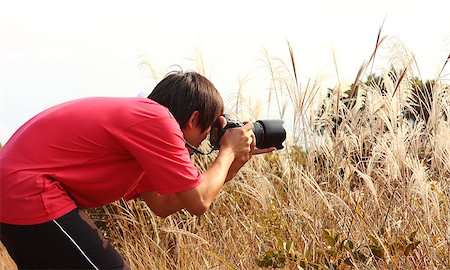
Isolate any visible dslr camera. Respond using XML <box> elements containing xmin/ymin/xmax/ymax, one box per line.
<box><xmin>210</xmin><ymin>114</ymin><xmax>286</xmax><ymax>150</ymax></box>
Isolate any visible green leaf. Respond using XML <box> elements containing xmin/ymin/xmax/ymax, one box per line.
<box><xmin>343</xmin><ymin>258</ymin><xmax>354</xmax><ymax>266</ymax></box>
<box><xmin>287</xmin><ymin>251</ymin><xmax>298</xmax><ymax>261</ymax></box>
<box><xmin>370</xmin><ymin>244</ymin><xmax>384</xmax><ymax>258</ymax></box>
<box><xmin>306</xmin><ymin>241</ymin><xmax>314</xmax><ymax>260</ymax></box>
<box><xmin>409</xmin><ymin>229</ymin><xmax>418</xmax><ymax>241</ymax></box>
<box><xmin>264</xmin><ymin>251</ymin><xmax>274</xmax><ymax>260</ymax></box>
<box><xmin>254</xmin><ymin>259</ymin><xmax>264</xmax><ymax>267</ymax></box>
<box><xmin>274</xmin><ymin>257</ymin><xmax>286</xmax><ymax>267</ymax></box>
<box><xmin>277</xmin><ymin>239</ymin><xmax>283</xmax><ymax>250</ymax></box>
<box><xmin>334</xmin><ymin>232</ymin><xmax>342</xmax><ymax>245</ymax></box>
<box><xmin>390</xmin><ymin>242</ymin><xmax>403</xmax><ymax>255</ymax></box>
<box><xmin>368</xmin><ymin>235</ymin><xmax>380</xmax><ymax>245</ymax></box>
<box><xmin>326</xmin><ymin>249</ymin><xmax>338</xmax><ymax>256</ymax></box>
<box><xmin>285</xmin><ymin>240</ymin><xmax>294</xmax><ymax>253</ymax></box>
<box><xmin>322</xmin><ymin>229</ymin><xmax>336</xmax><ymax>246</ymax></box>
<box><xmin>398</xmin><ymin>235</ymin><xmax>407</xmax><ymax>245</ymax></box>
<box><xmin>404</xmin><ymin>240</ymin><xmax>420</xmax><ymax>256</ymax></box>
<box><xmin>344</xmin><ymin>239</ymin><xmax>354</xmax><ymax>250</ymax></box>
<box><xmin>354</xmin><ymin>250</ymin><xmax>368</xmax><ymax>263</ymax></box>
<box><xmin>298</xmin><ymin>259</ymin><xmax>308</xmax><ymax>268</ymax></box>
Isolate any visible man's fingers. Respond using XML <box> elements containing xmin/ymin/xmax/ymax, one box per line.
<box><xmin>250</xmin><ymin>132</ymin><xmax>256</xmax><ymax>153</ymax></box>
<box><xmin>217</xmin><ymin>115</ymin><xmax>227</xmax><ymax>129</ymax></box>
<box><xmin>252</xmin><ymin>147</ymin><xmax>277</xmax><ymax>155</ymax></box>
<box><xmin>242</xmin><ymin>121</ymin><xmax>253</xmax><ymax>131</ymax></box>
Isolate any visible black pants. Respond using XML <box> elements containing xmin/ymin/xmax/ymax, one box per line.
<box><xmin>0</xmin><ymin>208</ymin><xmax>129</xmax><ymax>270</ymax></box>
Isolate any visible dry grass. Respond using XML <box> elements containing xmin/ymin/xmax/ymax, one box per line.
<box><xmin>95</xmin><ymin>35</ymin><xmax>448</xmax><ymax>269</ymax></box>
<box><xmin>1</xmin><ymin>33</ymin><xmax>449</xmax><ymax>269</ymax></box>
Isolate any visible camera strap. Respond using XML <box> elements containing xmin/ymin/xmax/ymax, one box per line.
<box><xmin>185</xmin><ymin>141</ymin><xmax>214</xmax><ymax>156</ymax></box>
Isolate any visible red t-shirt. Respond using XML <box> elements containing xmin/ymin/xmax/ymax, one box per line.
<box><xmin>0</xmin><ymin>97</ymin><xmax>202</xmax><ymax>225</ymax></box>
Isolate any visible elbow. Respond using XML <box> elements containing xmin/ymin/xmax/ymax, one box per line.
<box><xmin>189</xmin><ymin>209</ymin><xmax>207</xmax><ymax>216</ymax></box>
<box><xmin>186</xmin><ymin>200</ymin><xmax>210</xmax><ymax>216</ymax></box>
<box><xmin>190</xmin><ymin>208</ymin><xmax>207</xmax><ymax>216</ymax></box>
<box><xmin>154</xmin><ymin>210</ymin><xmax>172</xmax><ymax>218</ymax></box>
<box><xmin>176</xmin><ymin>187</ymin><xmax>214</xmax><ymax>216</ymax></box>
<box><xmin>150</xmin><ymin>207</ymin><xmax>173</xmax><ymax>218</ymax></box>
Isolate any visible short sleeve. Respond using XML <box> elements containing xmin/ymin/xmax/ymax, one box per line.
<box><xmin>112</xmin><ymin>108</ymin><xmax>203</xmax><ymax>195</ymax></box>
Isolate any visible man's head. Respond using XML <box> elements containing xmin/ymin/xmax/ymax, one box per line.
<box><xmin>148</xmin><ymin>70</ymin><xmax>224</xmax><ymax>133</ymax></box>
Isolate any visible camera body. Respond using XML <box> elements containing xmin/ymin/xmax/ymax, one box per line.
<box><xmin>210</xmin><ymin>114</ymin><xmax>286</xmax><ymax>150</ymax></box>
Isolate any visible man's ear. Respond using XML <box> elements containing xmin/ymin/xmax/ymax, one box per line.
<box><xmin>186</xmin><ymin>111</ymin><xmax>200</xmax><ymax>129</ymax></box>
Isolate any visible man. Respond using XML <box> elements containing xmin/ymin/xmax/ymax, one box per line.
<box><xmin>0</xmin><ymin>71</ymin><xmax>275</xmax><ymax>269</ymax></box>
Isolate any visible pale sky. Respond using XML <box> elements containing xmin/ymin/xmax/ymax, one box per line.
<box><xmin>1</xmin><ymin>0</ymin><xmax>449</xmax><ymax>144</ymax></box>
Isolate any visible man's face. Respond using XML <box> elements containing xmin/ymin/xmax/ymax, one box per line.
<box><xmin>183</xmin><ymin>124</ymin><xmax>212</xmax><ymax>155</ymax></box>
<box><xmin>190</xmin><ymin>125</ymin><xmax>211</xmax><ymax>147</ymax></box>
<box><xmin>182</xmin><ymin>111</ymin><xmax>224</xmax><ymax>155</ymax></box>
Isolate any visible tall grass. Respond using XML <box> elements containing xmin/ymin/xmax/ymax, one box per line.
<box><xmin>1</xmin><ymin>33</ymin><xmax>449</xmax><ymax>269</ymax></box>
<box><xmin>98</xmin><ymin>34</ymin><xmax>449</xmax><ymax>269</ymax></box>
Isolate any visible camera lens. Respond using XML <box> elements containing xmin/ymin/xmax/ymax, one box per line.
<box><xmin>254</xmin><ymin>120</ymin><xmax>286</xmax><ymax>149</ymax></box>
<box><xmin>252</xmin><ymin>122</ymin><xmax>264</xmax><ymax>148</ymax></box>
<box><xmin>209</xmin><ymin>117</ymin><xmax>286</xmax><ymax>151</ymax></box>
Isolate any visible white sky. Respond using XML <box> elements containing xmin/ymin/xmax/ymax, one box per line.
<box><xmin>1</xmin><ymin>0</ymin><xmax>449</xmax><ymax>144</ymax></box>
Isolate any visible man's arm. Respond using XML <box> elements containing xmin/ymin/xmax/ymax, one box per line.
<box><xmin>143</xmin><ymin>122</ymin><xmax>253</xmax><ymax>216</ymax></box>
<box><xmin>140</xmin><ymin>143</ymin><xmax>236</xmax><ymax>217</ymax></box>
<box><xmin>140</xmin><ymin>145</ymin><xmax>238</xmax><ymax>217</ymax></box>
<box><xmin>141</xmin><ymin>122</ymin><xmax>275</xmax><ymax>217</ymax></box>
<box><xmin>175</xmin><ymin>146</ymin><xmax>236</xmax><ymax>215</ymax></box>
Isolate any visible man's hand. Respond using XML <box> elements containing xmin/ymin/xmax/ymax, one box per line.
<box><xmin>253</xmin><ymin>147</ymin><xmax>277</xmax><ymax>155</ymax></box>
<box><xmin>217</xmin><ymin>116</ymin><xmax>276</xmax><ymax>158</ymax></box>
<box><xmin>164</xmin><ymin>116</ymin><xmax>277</xmax><ymax>217</ymax></box>
<box><xmin>219</xmin><ymin>121</ymin><xmax>254</xmax><ymax>161</ymax></box>
<box><xmin>222</xmin><ymin>122</ymin><xmax>276</xmax><ymax>182</ymax></box>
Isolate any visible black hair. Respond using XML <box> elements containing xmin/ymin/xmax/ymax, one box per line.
<box><xmin>148</xmin><ymin>71</ymin><xmax>224</xmax><ymax>131</ymax></box>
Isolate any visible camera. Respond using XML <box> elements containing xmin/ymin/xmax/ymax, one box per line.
<box><xmin>210</xmin><ymin>114</ymin><xmax>286</xmax><ymax>150</ymax></box>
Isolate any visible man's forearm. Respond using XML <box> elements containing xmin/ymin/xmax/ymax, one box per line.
<box><xmin>225</xmin><ymin>159</ymin><xmax>245</xmax><ymax>182</ymax></box>
<box><xmin>201</xmin><ymin>147</ymin><xmax>235</xmax><ymax>198</ymax></box>
<box><xmin>175</xmin><ymin>147</ymin><xmax>235</xmax><ymax>215</ymax></box>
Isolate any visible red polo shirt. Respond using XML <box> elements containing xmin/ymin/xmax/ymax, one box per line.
<box><xmin>0</xmin><ymin>97</ymin><xmax>202</xmax><ymax>225</ymax></box>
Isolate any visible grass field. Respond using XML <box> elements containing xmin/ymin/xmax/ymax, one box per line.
<box><xmin>1</xmin><ymin>35</ymin><xmax>449</xmax><ymax>269</ymax></box>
